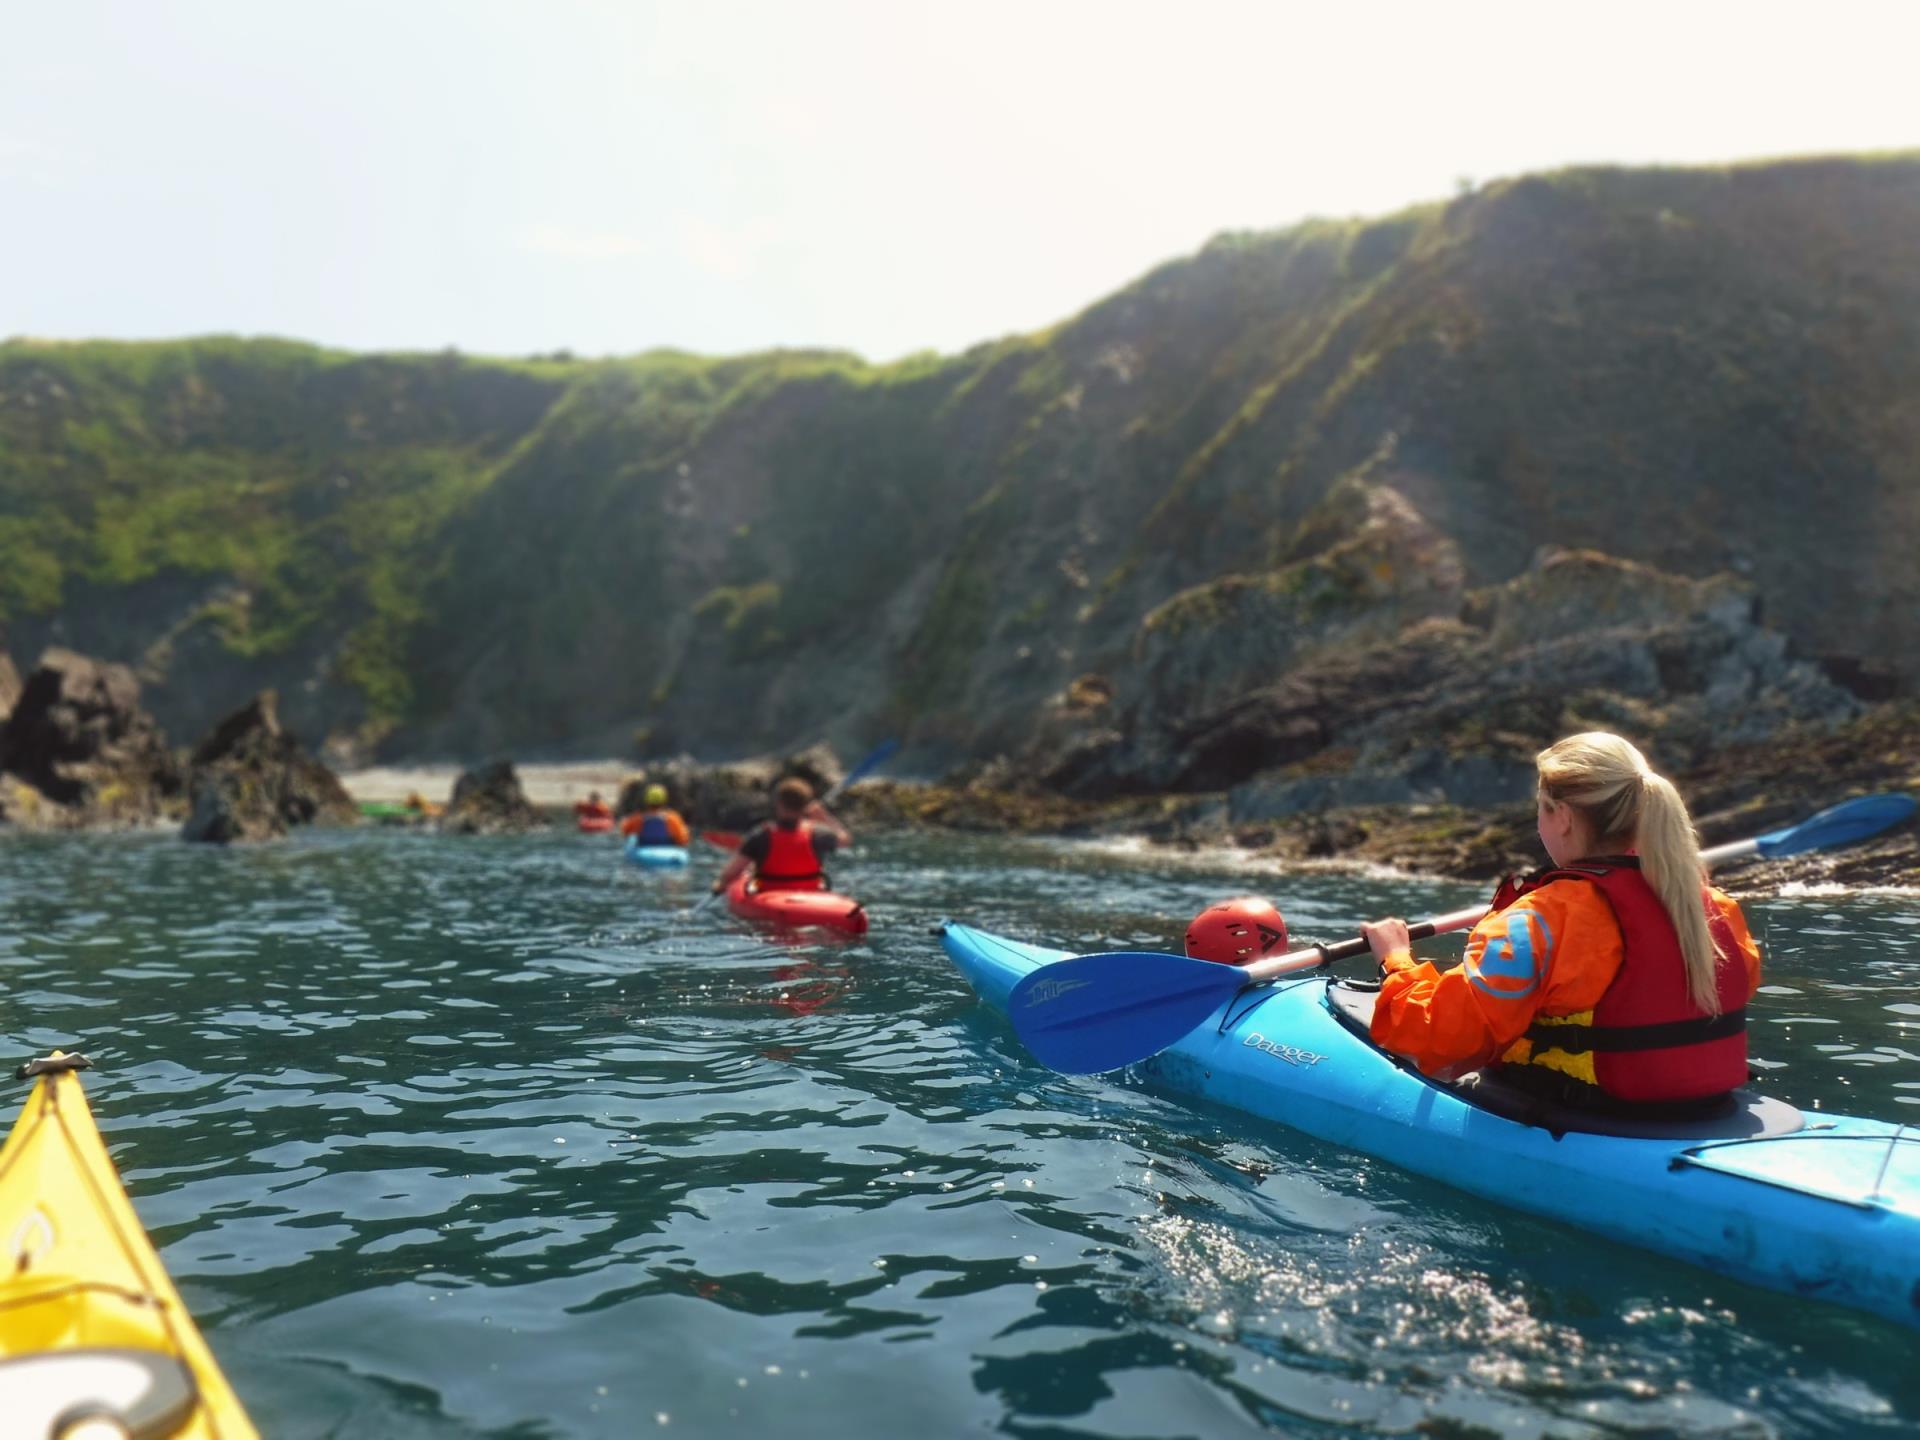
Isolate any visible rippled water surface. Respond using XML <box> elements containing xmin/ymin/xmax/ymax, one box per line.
<box><xmin>2</xmin><ymin>828</ymin><xmax>1917</xmax><ymax>1437</ymax></box>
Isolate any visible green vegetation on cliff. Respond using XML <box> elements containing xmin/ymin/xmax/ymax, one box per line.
<box><xmin>1</xmin><ymin>152</ymin><xmax>1916</xmax><ymax>761</ymax></box>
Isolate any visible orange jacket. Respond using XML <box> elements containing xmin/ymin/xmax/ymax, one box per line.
<box><xmin>620</xmin><ymin>808</ymin><xmax>689</xmax><ymax>845</ymax></box>
<box><xmin>1369</xmin><ymin>879</ymin><xmax>1761</xmax><ymax>1081</ymax></box>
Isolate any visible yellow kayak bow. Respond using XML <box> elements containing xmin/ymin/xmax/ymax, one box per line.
<box><xmin>0</xmin><ymin>1054</ymin><xmax>257</xmax><ymax>1439</ymax></box>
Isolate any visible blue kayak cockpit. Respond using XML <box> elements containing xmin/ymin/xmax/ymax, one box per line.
<box><xmin>1320</xmin><ymin>979</ymin><xmax>1807</xmax><ymax>1142</ymax></box>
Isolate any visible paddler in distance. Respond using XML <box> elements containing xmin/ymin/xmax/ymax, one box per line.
<box><xmin>622</xmin><ymin>783</ymin><xmax>690</xmax><ymax>846</ymax></box>
<box><xmin>574</xmin><ymin>790</ymin><xmax>613</xmax><ymax>825</ymax></box>
<box><xmin>1360</xmin><ymin>731</ymin><xmax>1762</xmax><ymax>1110</ymax></box>
<box><xmin>711</xmin><ymin>777</ymin><xmax>852</xmax><ymax>895</ymax></box>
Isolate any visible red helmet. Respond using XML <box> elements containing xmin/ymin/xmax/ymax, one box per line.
<box><xmin>1184</xmin><ymin>897</ymin><xmax>1289</xmax><ymax>966</ymax></box>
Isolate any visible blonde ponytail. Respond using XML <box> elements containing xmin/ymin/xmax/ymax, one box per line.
<box><xmin>1536</xmin><ymin>733</ymin><xmax>1722</xmax><ymax>1014</ymax></box>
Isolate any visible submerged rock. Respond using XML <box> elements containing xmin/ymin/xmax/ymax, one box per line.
<box><xmin>441</xmin><ymin>759</ymin><xmax>545</xmax><ymax>834</ymax></box>
<box><xmin>0</xmin><ymin>647</ymin><xmax>182</xmax><ymax>827</ymax></box>
<box><xmin>180</xmin><ymin>690</ymin><xmax>356</xmax><ymax>844</ymax></box>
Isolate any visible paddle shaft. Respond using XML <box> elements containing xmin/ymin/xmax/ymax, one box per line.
<box><xmin>1239</xmin><ymin>904</ymin><xmax>1491</xmax><ymax>986</ymax></box>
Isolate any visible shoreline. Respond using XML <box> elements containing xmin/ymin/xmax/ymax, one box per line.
<box><xmin>340</xmin><ymin>761</ymin><xmax>635</xmax><ymax>808</ymax></box>
<box><xmin>337</xmin><ymin>742</ymin><xmax>1920</xmax><ymax>897</ymax></box>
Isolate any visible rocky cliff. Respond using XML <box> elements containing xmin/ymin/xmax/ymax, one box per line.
<box><xmin>1</xmin><ymin>154</ymin><xmax>1914</xmax><ymax>798</ymax></box>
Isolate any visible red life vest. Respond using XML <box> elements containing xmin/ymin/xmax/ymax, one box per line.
<box><xmin>1494</xmin><ymin>858</ymin><xmax>1748</xmax><ymax>1103</ymax></box>
<box><xmin>758</xmin><ymin>820</ymin><xmax>823</xmax><ymax>884</ymax></box>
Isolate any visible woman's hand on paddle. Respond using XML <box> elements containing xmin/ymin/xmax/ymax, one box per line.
<box><xmin>1360</xmin><ymin>917</ymin><xmax>1411</xmax><ymax>964</ymax></box>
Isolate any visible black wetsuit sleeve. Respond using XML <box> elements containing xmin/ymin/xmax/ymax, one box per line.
<box><xmin>812</xmin><ymin>831</ymin><xmax>840</xmax><ymax>860</ymax></box>
<box><xmin>739</xmin><ymin>826</ymin><xmax>772</xmax><ymax>863</ymax></box>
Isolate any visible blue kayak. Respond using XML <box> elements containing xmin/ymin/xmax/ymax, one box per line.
<box><xmin>624</xmin><ymin>838</ymin><xmax>689</xmax><ymax>868</ymax></box>
<box><xmin>940</xmin><ymin>922</ymin><xmax>1920</xmax><ymax>1330</ymax></box>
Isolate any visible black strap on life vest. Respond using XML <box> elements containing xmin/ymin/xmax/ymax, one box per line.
<box><xmin>1526</xmin><ymin>1008</ymin><xmax>1748</xmax><ymax>1052</ymax></box>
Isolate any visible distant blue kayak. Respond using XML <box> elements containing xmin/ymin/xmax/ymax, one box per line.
<box><xmin>624</xmin><ymin>839</ymin><xmax>689</xmax><ymax>868</ymax></box>
<box><xmin>940</xmin><ymin>922</ymin><xmax>1920</xmax><ymax>1330</ymax></box>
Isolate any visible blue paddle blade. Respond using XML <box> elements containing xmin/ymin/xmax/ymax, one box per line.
<box><xmin>844</xmin><ymin>738</ymin><xmax>899</xmax><ymax>785</ymax></box>
<box><xmin>1754</xmin><ymin>793</ymin><xmax>1916</xmax><ymax>858</ymax></box>
<box><xmin>824</xmin><ymin>739</ymin><xmax>901</xmax><ymax>802</ymax></box>
<box><xmin>1007</xmin><ymin>950</ymin><xmax>1246</xmax><ymax>1074</ymax></box>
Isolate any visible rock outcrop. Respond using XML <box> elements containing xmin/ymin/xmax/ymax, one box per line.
<box><xmin>1025</xmin><ymin>544</ymin><xmax>1860</xmax><ymax>810</ymax></box>
<box><xmin>0</xmin><ymin>648</ymin><xmax>183</xmax><ymax>827</ymax></box>
<box><xmin>440</xmin><ymin>760</ymin><xmax>545</xmax><ymax>834</ymax></box>
<box><xmin>180</xmin><ymin>690</ymin><xmax>356</xmax><ymax>844</ymax></box>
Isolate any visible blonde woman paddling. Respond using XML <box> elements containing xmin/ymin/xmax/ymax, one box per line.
<box><xmin>1361</xmin><ymin>733</ymin><xmax>1762</xmax><ymax>1107</ymax></box>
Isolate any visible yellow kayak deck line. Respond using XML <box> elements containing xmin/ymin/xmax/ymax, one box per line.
<box><xmin>0</xmin><ymin>1054</ymin><xmax>257</xmax><ymax>1438</ymax></box>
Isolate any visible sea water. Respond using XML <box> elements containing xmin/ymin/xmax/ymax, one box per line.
<box><xmin>1</xmin><ymin>827</ymin><xmax>1915</xmax><ymax>1437</ymax></box>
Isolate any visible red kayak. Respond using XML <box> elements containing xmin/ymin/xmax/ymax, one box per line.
<box><xmin>576</xmin><ymin>813</ymin><xmax>614</xmax><ymax>833</ymax></box>
<box><xmin>725</xmin><ymin>874</ymin><xmax>867</xmax><ymax>935</ymax></box>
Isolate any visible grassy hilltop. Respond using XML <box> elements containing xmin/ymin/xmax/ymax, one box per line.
<box><xmin>2</xmin><ymin>153</ymin><xmax>1916</xmax><ymax>768</ymax></box>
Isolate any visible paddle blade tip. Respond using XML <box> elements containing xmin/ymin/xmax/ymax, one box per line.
<box><xmin>1755</xmin><ymin>792</ymin><xmax>1918</xmax><ymax>857</ymax></box>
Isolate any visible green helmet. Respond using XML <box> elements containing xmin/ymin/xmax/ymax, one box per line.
<box><xmin>644</xmin><ymin>783</ymin><xmax>668</xmax><ymax>806</ymax></box>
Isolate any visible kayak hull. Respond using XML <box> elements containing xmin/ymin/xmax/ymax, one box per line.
<box><xmin>625</xmin><ymin>840</ymin><xmax>689</xmax><ymax>868</ymax></box>
<box><xmin>727</xmin><ymin>875</ymin><xmax>867</xmax><ymax>935</ymax></box>
<box><xmin>941</xmin><ymin>923</ymin><xmax>1920</xmax><ymax>1330</ymax></box>
<box><xmin>576</xmin><ymin>815</ymin><xmax>614</xmax><ymax>834</ymax></box>
<box><xmin>0</xmin><ymin>1058</ymin><xmax>258</xmax><ymax>1436</ymax></box>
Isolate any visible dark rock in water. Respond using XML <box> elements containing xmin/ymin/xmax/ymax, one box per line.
<box><xmin>441</xmin><ymin>759</ymin><xmax>545</xmax><ymax>834</ymax></box>
<box><xmin>1303</xmin><ymin>813</ymin><xmax>1370</xmax><ymax>857</ymax></box>
<box><xmin>182</xmin><ymin>768</ymin><xmax>281</xmax><ymax>844</ymax></box>
<box><xmin>0</xmin><ymin>647</ymin><xmax>183</xmax><ymax>826</ymax></box>
<box><xmin>180</xmin><ymin>690</ymin><xmax>356</xmax><ymax>844</ymax></box>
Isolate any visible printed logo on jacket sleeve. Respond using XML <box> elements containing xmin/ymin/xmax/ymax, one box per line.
<box><xmin>1467</xmin><ymin>909</ymin><xmax>1553</xmax><ymax>998</ymax></box>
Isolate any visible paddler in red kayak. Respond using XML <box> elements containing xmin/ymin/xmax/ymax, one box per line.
<box><xmin>574</xmin><ymin>791</ymin><xmax>613</xmax><ymax>825</ymax></box>
<box><xmin>711</xmin><ymin>777</ymin><xmax>852</xmax><ymax>894</ymax></box>
<box><xmin>621</xmin><ymin>783</ymin><xmax>690</xmax><ymax>846</ymax></box>
<box><xmin>1359</xmin><ymin>731</ymin><xmax>1762</xmax><ymax>1109</ymax></box>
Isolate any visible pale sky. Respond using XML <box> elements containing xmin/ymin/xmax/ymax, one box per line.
<box><xmin>4</xmin><ymin>0</ymin><xmax>1916</xmax><ymax>362</ymax></box>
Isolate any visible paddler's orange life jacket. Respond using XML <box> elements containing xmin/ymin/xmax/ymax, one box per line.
<box><xmin>1496</xmin><ymin>859</ymin><xmax>1748</xmax><ymax>1102</ymax></box>
<box><xmin>759</xmin><ymin>819</ymin><xmax>823</xmax><ymax>884</ymax></box>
